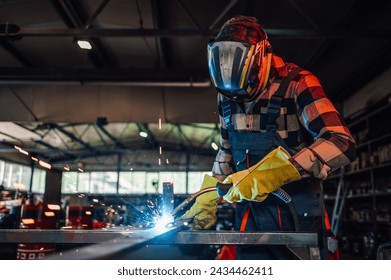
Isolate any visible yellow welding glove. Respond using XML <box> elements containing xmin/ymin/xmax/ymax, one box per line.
<box><xmin>223</xmin><ymin>146</ymin><xmax>301</xmax><ymax>203</ymax></box>
<box><xmin>181</xmin><ymin>174</ymin><xmax>221</xmax><ymax>230</ymax></box>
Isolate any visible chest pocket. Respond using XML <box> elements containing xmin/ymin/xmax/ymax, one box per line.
<box><xmin>231</xmin><ymin>135</ymin><xmax>277</xmax><ymax>170</ymax></box>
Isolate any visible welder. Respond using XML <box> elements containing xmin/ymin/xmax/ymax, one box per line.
<box><xmin>182</xmin><ymin>15</ymin><xmax>356</xmax><ymax>259</ymax></box>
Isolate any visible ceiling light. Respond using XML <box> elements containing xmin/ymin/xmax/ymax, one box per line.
<box><xmin>38</xmin><ymin>160</ymin><xmax>52</xmax><ymax>170</ymax></box>
<box><xmin>77</xmin><ymin>40</ymin><xmax>92</xmax><ymax>50</ymax></box>
<box><xmin>139</xmin><ymin>131</ymin><xmax>148</xmax><ymax>138</ymax></box>
<box><xmin>211</xmin><ymin>142</ymin><xmax>219</xmax><ymax>151</ymax></box>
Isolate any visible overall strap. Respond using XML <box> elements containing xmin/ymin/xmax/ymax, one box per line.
<box><xmin>267</xmin><ymin>67</ymin><xmax>303</xmax><ymax>131</ymax></box>
<box><xmin>221</xmin><ymin>99</ymin><xmax>234</xmax><ymax>130</ymax></box>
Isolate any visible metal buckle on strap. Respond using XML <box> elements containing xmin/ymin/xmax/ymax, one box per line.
<box><xmin>221</xmin><ymin>100</ymin><xmax>233</xmax><ymax>128</ymax></box>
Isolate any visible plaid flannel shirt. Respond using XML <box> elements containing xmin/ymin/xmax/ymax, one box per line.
<box><xmin>212</xmin><ymin>55</ymin><xmax>356</xmax><ymax>180</ymax></box>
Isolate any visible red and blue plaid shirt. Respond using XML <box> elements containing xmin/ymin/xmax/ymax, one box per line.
<box><xmin>212</xmin><ymin>55</ymin><xmax>356</xmax><ymax>179</ymax></box>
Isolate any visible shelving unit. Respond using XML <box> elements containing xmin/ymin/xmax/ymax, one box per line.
<box><xmin>323</xmin><ymin>95</ymin><xmax>391</xmax><ymax>259</ymax></box>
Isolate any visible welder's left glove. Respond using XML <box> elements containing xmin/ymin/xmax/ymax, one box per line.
<box><xmin>181</xmin><ymin>174</ymin><xmax>221</xmax><ymax>230</ymax></box>
<box><xmin>222</xmin><ymin>146</ymin><xmax>301</xmax><ymax>203</ymax></box>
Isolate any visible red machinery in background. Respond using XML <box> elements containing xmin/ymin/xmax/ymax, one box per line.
<box><xmin>64</xmin><ymin>205</ymin><xmax>93</xmax><ymax>230</ymax></box>
<box><xmin>17</xmin><ymin>202</ymin><xmax>60</xmax><ymax>260</ymax></box>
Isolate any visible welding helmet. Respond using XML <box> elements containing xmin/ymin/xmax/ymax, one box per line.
<box><xmin>207</xmin><ymin>16</ymin><xmax>272</xmax><ymax>101</ymax></box>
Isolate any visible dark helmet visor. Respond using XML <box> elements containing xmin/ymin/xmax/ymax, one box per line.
<box><xmin>207</xmin><ymin>41</ymin><xmax>254</xmax><ymax>99</ymax></box>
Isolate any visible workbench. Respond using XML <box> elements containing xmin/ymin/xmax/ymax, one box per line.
<box><xmin>0</xmin><ymin>227</ymin><xmax>321</xmax><ymax>260</ymax></box>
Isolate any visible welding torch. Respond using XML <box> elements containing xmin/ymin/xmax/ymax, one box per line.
<box><xmin>171</xmin><ymin>183</ymin><xmax>300</xmax><ymax>231</ymax></box>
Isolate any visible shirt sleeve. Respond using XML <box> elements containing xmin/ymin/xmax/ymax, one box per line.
<box><xmin>292</xmin><ymin>72</ymin><xmax>356</xmax><ymax>179</ymax></box>
<box><xmin>212</xmin><ymin>96</ymin><xmax>235</xmax><ymax>176</ymax></box>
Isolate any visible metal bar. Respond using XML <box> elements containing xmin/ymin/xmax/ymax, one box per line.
<box><xmin>116</xmin><ymin>153</ymin><xmax>121</xmax><ymax>194</ymax></box>
<box><xmin>49</xmin><ymin>220</ymin><xmax>190</xmax><ymax>260</ymax></box>
<box><xmin>0</xmin><ymin>229</ymin><xmax>318</xmax><ymax>246</ymax></box>
<box><xmin>2</xmin><ymin>27</ymin><xmax>335</xmax><ymax>38</ymax></box>
<box><xmin>0</xmin><ymin>147</ymin><xmax>214</xmax><ymax>156</ymax></box>
<box><xmin>0</xmin><ymin>39</ymin><xmax>34</xmax><ymax>67</ymax></box>
<box><xmin>2</xmin><ymin>26</ymin><xmax>391</xmax><ymax>39</ymax></box>
<box><xmin>53</xmin><ymin>124</ymin><xmax>95</xmax><ymax>152</ymax></box>
<box><xmin>162</xmin><ymin>182</ymin><xmax>174</xmax><ymax>221</ymax></box>
<box><xmin>83</xmin><ymin>0</ymin><xmax>111</xmax><ymax>29</ymax></box>
<box><xmin>175</xmin><ymin>0</ymin><xmax>201</xmax><ymax>29</ymax></box>
<box><xmin>0</xmin><ymin>67</ymin><xmax>208</xmax><ymax>81</ymax></box>
<box><xmin>95</xmin><ymin>124</ymin><xmax>127</xmax><ymax>149</ymax></box>
<box><xmin>167</xmin><ymin>231</ymin><xmax>318</xmax><ymax>246</ymax></box>
<box><xmin>11</xmin><ymin>27</ymin><xmax>218</xmax><ymax>37</ymax></box>
<box><xmin>151</xmin><ymin>0</ymin><xmax>168</xmax><ymax>68</ymax></box>
<box><xmin>50</xmin><ymin>0</ymin><xmax>114</xmax><ymax>67</ymax></box>
<box><xmin>288</xmin><ymin>0</ymin><xmax>320</xmax><ymax>31</ymax></box>
<box><xmin>208</xmin><ymin>0</ymin><xmax>239</xmax><ymax>29</ymax></box>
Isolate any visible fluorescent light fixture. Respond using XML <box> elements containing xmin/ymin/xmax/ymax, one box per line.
<box><xmin>14</xmin><ymin>145</ymin><xmax>29</xmax><ymax>155</ymax></box>
<box><xmin>77</xmin><ymin>40</ymin><xmax>92</xmax><ymax>50</ymax></box>
<box><xmin>18</xmin><ymin>147</ymin><xmax>29</xmax><ymax>155</ymax></box>
<box><xmin>38</xmin><ymin>160</ymin><xmax>52</xmax><ymax>170</ymax></box>
<box><xmin>211</xmin><ymin>142</ymin><xmax>219</xmax><ymax>150</ymax></box>
<box><xmin>139</xmin><ymin>131</ymin><xmax>148</xmax><ymax>138</ymax></box>
<box><xmin>22</xmin><ymin>219</ymin><xmax>35</xmax><ymax>225</ymax></box>
<box><xmin>47</xmin><ymin>204</ymin><xmax>61</xmax><ymax>210</ymax></box>
<box><xmin>44</xmin><ymin>211</ymin><xmax>55</xmax><ymax>217</ymax></box>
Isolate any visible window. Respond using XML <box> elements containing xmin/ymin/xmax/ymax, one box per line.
<box><xmin>31</xmin><ymin>168</ymin><xmax>46</xmax><ymax>194</ymax></box>
<box><xmin>0</xmin><ymin>160</ymin><xmax>33</xmax><ymax>192</ymax></box>
<box><xmin>62</xmin><ymin>171</ymin><xmax>210</xmax><ymax>195</ymax></box>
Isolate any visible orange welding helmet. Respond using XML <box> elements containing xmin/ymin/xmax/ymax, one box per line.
<box><xmin>208</xmin><ymin>16</ymin><xmax>273</xmax><ymax>101</ymax></box>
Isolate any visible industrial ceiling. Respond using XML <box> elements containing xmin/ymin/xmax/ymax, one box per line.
<box><xmin>0</xmin><ymin>0</ymin><xmax>390</xmax><ymax>172</ymax></box>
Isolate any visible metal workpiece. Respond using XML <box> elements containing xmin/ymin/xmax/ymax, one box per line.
<box><xmin>0</xmin><ymin>219</ymin><xmax>192</xmax><ymax>244</ymax></box>
<box><xmin>0</xmin><ymin>229</ymin><xmax>317</xmax><ymax>245</ymax></box>
<box><xmin>0</xmin><ymin>228</ymin><xmax>154</xmax><ymax>244</ymax></box>
<box><xmin>154</xmin><ymin>231</ymin><xmax>318</xmax><ymax>246</ymax></box>
<box><xmin>0</xmin><ymin>228</ymin><xmax>320</xmax><ymax>259</ymax></box>
<box><xmin>47</xmin><ymin>219</ymin><xmax>191</xmax><ymax>260</ymax></box>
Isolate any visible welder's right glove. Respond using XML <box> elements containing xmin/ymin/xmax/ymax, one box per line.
<box><xmin>181</xmin><ymin>174</ymin><xmax>221</xmax><ymax>230</ymax></box>
<box><xmin>222</xmin><ymin>146</ymin><xmax>301</xmax><ymax>203</ymax></box>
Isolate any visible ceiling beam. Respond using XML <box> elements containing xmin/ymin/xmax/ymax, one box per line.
<box><xmin>51</xmin><ymin>123</ymin><xmax>96</xmax><ymax>152</ymax></box>
<box><xmin>0</xmin><ymin>39</ymin><xmax>34</xmax><ymax>67</ymax></box>
<box><xmin>151</xmin><ymin>0</ymin><xmax>169</xmax><ymax>68</ymax></box>
<box><xmin>95</xmin><ymin>123</ymin><xmax>127</xmax><ymax>149</ymax></box>
<box><xmin>175</xmin><ymin>0</ymin><xmax>202</xmax><ymax>29</ymax></box>
<box><xmin>2</xmin><ymin>26</ymin><xmax>391</xmax><ymax>39</ymax></box>
<box><xmin>208</xmin><ymin>0</ymin><xmax>239</xmax><ymax>29</ymax></box>
<box><xmin>49</xmin><ymin>0</ymin><xmax>116</xmax><ymax>67</ymax></box>
<box><xmin>83</xmin><ymin>0</ymin><xmax>111</xmax><ymax>29</ymax></box>
<box><xmin>0</xmin><ymin>67</ymin><xmax>210</xmax><ymax>86</ymax></box>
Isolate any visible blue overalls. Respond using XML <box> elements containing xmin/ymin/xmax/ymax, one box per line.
<box><xmin>221</xmin><ymin>68</ymin><xmax>327</xmax><ymax>259</ymax></box>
